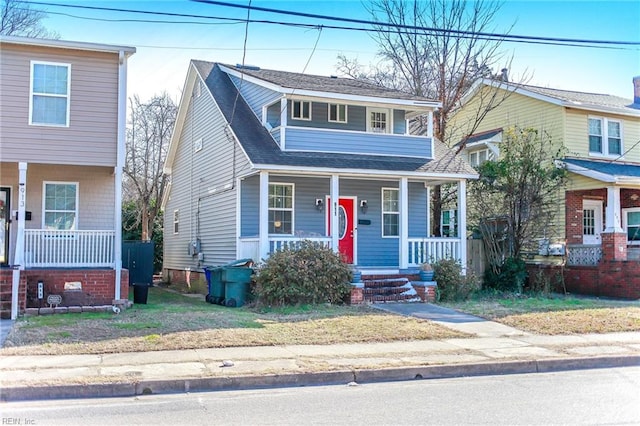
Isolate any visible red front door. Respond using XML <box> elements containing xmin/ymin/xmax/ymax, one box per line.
<box><xmin>327</xmin><ymin>197</ymin><xmax>355</xmax><ymax>264</ymax></box>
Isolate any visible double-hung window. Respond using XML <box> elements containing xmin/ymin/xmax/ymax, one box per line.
<box><xmin>589</xmin><ymin>117</ymin><xmax>622</xmax><ymax>156</ymax></box>
<box><xmin>328</xmin><ymin>103</ymin><xmax>347</xmax><ymax>123</ymax></box>
<box><xmin>291</xmin><ymin>100</ymin><xmax>311</xmax><ymax>120</ymax></box>
<box><xmin>469</xmin><ymin>149</ymin><xmax>489</xmax><ymax>167</ymax></box>
<box><xmin>30</xmin><ymin>61</ymin><xmax>70</xmax><ymax>126</ymax></box>
<box><xmin>441</xmin><ymin>209</ymin><xmax>458</xmax><ymax>237</ymax></box>
<box><xmin>268</xmin><ymin>183</ymin><xmax>294</xmax><ymax>234</ymax></box>
<box><xmin>368</xmin><ymin>108</ymin><xmax>390</xmax><ymax>133</ymax></box>
<box><xmin>623</xmin><ymin>208</ymin><xmax>640</xmax><ymax>245</ymax></box>
<box><xmin>173</xmin><ymin>210</ymin><xmax>179</xmax><ymax>234</ymax></box>
<box><xmin>382</xmin><ymin>188</ymin><xmax>399</xmax><ymax>237</ymax></box>
<box><xmin>43</xmin><ymin>182</ymin><xmax>78</xmax><ymax>230</ymax></box>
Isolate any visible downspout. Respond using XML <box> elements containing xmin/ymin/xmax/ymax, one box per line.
<box><xmin>114</xmin><ymin>50</ymin><xmax>128</xmax><ymax>301</ymax></box>
<box><xmin>11</xmin><ymin>162</ymin><xmax>27</xmax><ymax>320</ymax></box>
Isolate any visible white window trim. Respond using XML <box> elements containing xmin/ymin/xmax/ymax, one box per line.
<box><xmin>588</xmin><ymin>116</ymin><xmax>623</xmax><ymax>158</ymax></box>
<box><xmin>381</xmin><ymin>187</ymin><xmax>399</xmax><ymax>238</ymax></box>
<box><xmin>42</xmin><ymin>181</ymin><xmax>79</xmax><ymax>230</ymax></box>
<box><xmin>29</xmin><ymin>60</ymin><xmax>71</xmax><ymax>127</ymax></box>
<box><xmin>622</xmin><ymin>207</ymin><xmax>640</xmax><ymax>245</ymax></box>
<box><xmin>469</xmin><ymin>148</ymin><xmax>490</xmax><ymax>167</ymax></box>
<box><xmin>328</xmin><ymin>103</ymin><xmax>348</xmax><ymax>123</ymax></box>
<box><xmin>268</xmin><ymin>182</ymin><xmax>295</xmax><ymax>235</ymax></box>
<box><xmin>173</xmin><ymin>210</ymin><xmax>179</xmax><ymax>234</ymax></box>
<box><xmin>367</xmin><ymin>107</ymin><xmax>392</xmax><ymax>134</ymax></box>
<box><xmin>291</xmin><ymin>100</ymin><xmax>311</xmax><ymax>121</ymax></box>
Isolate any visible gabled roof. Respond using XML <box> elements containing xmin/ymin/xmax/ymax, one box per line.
<box><xmin>219</xmin><ymin>63</ymin><xmax>440</xmax><ymax>108</ymax></box>
<box><xmin>454</xmin><ymin>128</ymin><xmax>503</xmax><ymax>148</ymax></box>
<box><xmin>561</xmin><ymin>158</ymin><xmax>640</xmax><ymax>185</ymax></box>
<box><xmin>463</xmin><ymin>78</ymin><xmax>640</xmax><ymax>118</ymax></box>
<box><xmin>165</xmin><ymin>60</ymin><xmax>476</xmax><ymax>180</ymax></box>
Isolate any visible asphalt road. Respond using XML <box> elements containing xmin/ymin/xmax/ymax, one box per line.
<box><xmin>4</xmin><ymin>367</ymin><xmax>640</xmax><ymax>425</ymax></box>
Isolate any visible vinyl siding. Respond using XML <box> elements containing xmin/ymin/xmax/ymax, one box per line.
<box><xmin>564</xmin><ymin>108</ymin><xmax>640</xmax><ymax>162</ymax></box>
<box><xmin>284</xmin><ymin>127</ymin><xmax>432</xmax><ymax>157</ymax></box>
<box><xmin>163</xmin><ymin>80</ymin><xmax>252</xmax><ymax>270</ymax></box>
<box><xmin>0</xmin><ymin>163</ymin><xmax>115</xmax><ymax>262</ymax></box>
<box><xmin>228</xmin><ymin>75</ymin><xmax>281</xmax><ymax>122</ymax></box>
<box><xmin>239</xmin><ymin>176</ymin><xmax>429</xmax><ymax>267</ymax></box>
<box><xmin>0</xmin><ymin>43</ymin><xmax>121</xmax><ymax>166</ymax></box>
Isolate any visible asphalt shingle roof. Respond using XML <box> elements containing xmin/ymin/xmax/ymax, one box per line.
<box><xmin>222</xmin><ymin>63</ymin><xmax>437</xmax><ymax>103</ymax></box>
<box><xmin>519</xmin><ymin>83</ymin><xmax>639</xmax><ymax>116</ymax></box>
<box><xmin>192</xmin><ymin>60</ymin><xmax>476</xmax><ymax>176</ymax></box>
<box><xmin>563</xmin><ymin>158</ymin><xmax>640</xmax><ymax>178</ymax></box>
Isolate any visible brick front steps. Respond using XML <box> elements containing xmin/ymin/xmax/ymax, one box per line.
<box><xmin>363</xmin><ymin>277</ymin><xmax>423</xmax><ymax>303</ymax></box>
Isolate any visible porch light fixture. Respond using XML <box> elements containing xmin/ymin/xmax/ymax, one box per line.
<box><xmin>360</xmin><ymin>200</ymin><xmax>368</xmax><ymax>214</ymax></box>
<box><xmin>315</xmin><ymin>198</ymin><xmax>324</xmax><ymax>211</ymax></box>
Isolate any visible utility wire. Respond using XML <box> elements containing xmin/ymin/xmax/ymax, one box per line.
<box><xmin>24</xmin><ymin>1</ymin><xmax>640</xmax><ymax>50</ymax></box>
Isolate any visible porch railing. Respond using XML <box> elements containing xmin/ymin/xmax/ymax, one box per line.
<box><xmin>24</xmin><ymin>229</ymin><xmax>115</xmax><ymax>268</ymax></box>
<box><xmin>408</xmin><ymin>237</ymin><xmax>461</xmax><ymax>266</ymax></box>
<box><xmin>567</xmin><ymin>244</ymin><xmax>602</xmax><ymax>266</ymax></box>
<box><xmin>238</xmin><ymin>236</ymin><xmax>333</xmax><ymax>263</ymax></box>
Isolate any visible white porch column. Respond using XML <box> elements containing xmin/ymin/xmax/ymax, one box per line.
<box><xmin>11</xmin><ymin>162</ymin><xmax>27</xmax><ymax>320</ymax></box>
<box><xmin>458</xmin><ymin>179</ymin><xmax>468</xmax><ymax>275</ymax></box>
<box><xmin>399</xmin><ymin>178</ymin><xmax>409</xmax><ymax>269</ymax></box>
<box><xmin>426</xmin><ymin>185</ymin><xmax>431</xmax><ymax>237</ymax></box>
<box><xmin>114</xmin><ymin>50</ymin><xmax>128</xmax><ymax>301</ymax></box>
<box><xmin>330</xmin><ymin>174</ymin><xmax>340</xmax><ymax>253</ymax></box>
<box><xmin>259</xmin><ymin>171</ymin><xmax>270</xmax><ymax>260</ymax></box>
<box><xmin>604</xmin><ymin>186</ymin><xmax>624</xmax><ymax>233</ymax></box>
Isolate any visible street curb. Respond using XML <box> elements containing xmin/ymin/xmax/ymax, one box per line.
<box><xmin>2</xmin><ymin>355</ymin><xmax>639</xmax><ymax>402</ymax></box>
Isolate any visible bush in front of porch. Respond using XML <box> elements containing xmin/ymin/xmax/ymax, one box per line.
<box><xmin>253</xmin><ymin>241</ymin><xmax>352</xmax><ymax>306</ymax></box>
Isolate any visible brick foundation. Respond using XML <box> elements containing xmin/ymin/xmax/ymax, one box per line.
<box><xmin>0</xmin><ymin>269</ymin><xmax>27</xmax><ymax>319</ymax></box>
<box><xmin>350</xmin><ymin>284</ymin><xmax>364</xmax><ymax>304</ymax></box>
<box><xmin>601</xmin><ymin>232</ymin><xmax>628</xmax><ymax>261</ymax></box>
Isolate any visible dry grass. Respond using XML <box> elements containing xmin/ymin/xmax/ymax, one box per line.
<box><xmin>443</xmin><ymin>293</ymin><xmax>640</xmax><ymax>335</ymax></box>
<box><xmin>0</xmin><ymin>287</ymin><xmax>466</xmax><ymax>355</ymax></box>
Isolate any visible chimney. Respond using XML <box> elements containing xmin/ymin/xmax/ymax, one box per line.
<box><xmin>500</xmin><ymin>68</ymin><xmax>509</xmax><ymax>82</ymax></box>
<box><xmin>634</xmin><ymin>76</ymin><xmax>640</xmax><ymax>104</ymax></box>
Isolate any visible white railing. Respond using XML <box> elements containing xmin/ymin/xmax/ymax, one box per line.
<box><xmin>567</xmin><ymin>244</ymin><xmax>602</xmax><ymax>266</ymax></box>
<box><xmin>408</xmin><ymin>237</ymin><xmax>461</xmax><ymax>266</ymax></box>
<box><xmin>24</xmin><ymin>229</ymin><xmax>115</xmax><ymax>268</ymax></box>
<box><xmin>238</xmin><ymin>236</ymin><xmax>332</xmax><ymax>263</ymax></box>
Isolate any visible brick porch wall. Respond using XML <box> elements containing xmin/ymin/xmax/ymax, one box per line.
<box><xmin>528</xmin><ymin>262</ymin><xmax>640</xmax><ymax>300</ymax></box>
<box><xmin>0</xmin><ymin>269</ymin><xmax>27</xmax><ymax>319</ymax></box>
<box><xmin>565</xmin><ymin>189</ymin><xmax>606</xmax><ymax>245</ymax></box>
<box><xmin>23</xmin><ymin>269</ymin><xmax>129</xmax><ymax>309</ymax></box>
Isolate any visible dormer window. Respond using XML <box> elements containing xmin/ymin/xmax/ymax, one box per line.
<box><xmin>328</xmin><ymin>103</ymin><xmax>347</xmax><ymax>123</ymax></box>
<box><xmin>469</xmin><ymin>149</ymin><xmax>490</xmax><ymax>167</ymax></box>
<box><xmin>291</xmin><ymin>100</ymin><xmax>311</xmax><ymax>120</ymax></box>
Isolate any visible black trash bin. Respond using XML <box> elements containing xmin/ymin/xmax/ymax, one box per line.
<box><xmin>132</xmin><ymin>282</ymin><xmax>150</xmax><ymax>304</ymax></box>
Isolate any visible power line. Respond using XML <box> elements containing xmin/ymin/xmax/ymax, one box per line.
<box><xmin>192</xmin><ymin>0</ymin><xmax>640</xmax><ymax>47</ymax></box>
<box><xmin>25</xmin><ymin>1</ymin><xmax>640</xmax><ymax>50</ymax></box>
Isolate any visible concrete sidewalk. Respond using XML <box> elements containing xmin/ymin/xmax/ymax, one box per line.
<box><xmin>1</xmin><ymin>304</ymin><xmax>640</xmax><ymax>401</ymax></box>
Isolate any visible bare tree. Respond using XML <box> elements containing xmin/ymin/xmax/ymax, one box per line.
<box><xmin>0</xmin><ymin>0</ymin><xmax>59</xmax><ymax>38</ymax></box>
<box><xmin>337</xmin><ymin>0</ymin><xmax>522</xmax><ymax>236</ymax></box>
<box><xmin>124</xmin><ymin>93</ymin><xmax>177</xmax><ymax>241</ymax></box>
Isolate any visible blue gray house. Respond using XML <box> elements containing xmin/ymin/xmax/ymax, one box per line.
<box><xmin>161</xmin><ymin>61</ymin><xmax>477</xmax><ymax>291</ymax></box>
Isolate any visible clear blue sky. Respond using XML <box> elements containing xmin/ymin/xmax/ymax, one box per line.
<box><xmin>35</xmin><ymin>0</ymin><xmax>640</xmax><ymax>102</ymax></box>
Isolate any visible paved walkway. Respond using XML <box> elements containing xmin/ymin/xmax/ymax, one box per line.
<box><xmin>1</xmin><ymin>304</ymin><xmax>640</xmax><ymax>401</ymax></box>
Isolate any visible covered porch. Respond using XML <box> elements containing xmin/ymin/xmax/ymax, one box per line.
<box><xmin>236</xmin><ymin>170</ymin><xmax>469</xmax><ymax>271</ymax></box>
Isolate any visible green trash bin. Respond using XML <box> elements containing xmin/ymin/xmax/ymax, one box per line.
<box><xmin>221</xmin><ymin>259</ymin><xmax>254</xmax><ymax>307</ymax></box>
<box><xmin>204</xmin><ymin>266</ymin><xmax>225</xmax><ymax>305</ymax></box>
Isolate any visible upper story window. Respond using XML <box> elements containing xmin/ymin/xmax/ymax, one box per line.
<box><xmin>30</xmin><ymin>61</ymin><xmax>70</xmax><ymax>127</ymax></box>
<box><xmin>328</xmin><ymin>103</ymin><xmax>347</xmax><ymax>123</ymax></box>
<box><xmin>441</xmin><ymin>209</ymin><xmax>458</xmax><ymax>237</ymax></box>
<box><xmin>367</xmin><ymin>107</ymin><xmax>390</xmax><ymax>133</ymax></box>
<box><xmin>382</xmin><ymin>188</ymin><xmax>399</xmax><ymax>237</ymax></box>
<box><xmin>268</xmin><ymin>183</ymin><xmax>294</xmax><ymax>234</ymax></box>
<box><xmin>43</xmin><ymin>182</ymin><xmax>77</xmax><ymax>230</ymax></box>
<box><xmin>589</xmin><ymin>117</ymin><xmax>622</xmax><ymax>157</ymax></box>
<box><xmin>469</xmin><ymin>148</ymin><xmax>490</xmax><ymax>167</ymax></box>
<box><xmin>291</xmin><ymin>100</ymin><xmax>311</xmax><ymax>120</ymax></box>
